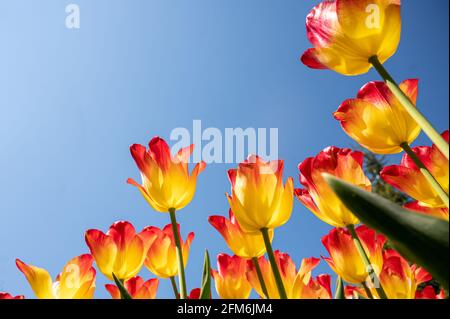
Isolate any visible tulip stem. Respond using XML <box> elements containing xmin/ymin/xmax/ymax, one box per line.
<box><xmin>369</xmin><ymin>55</ymin><xmax>449</xmax><ymax>160</ymax></box>
<box><xmin>252</xmin><ymin>257</ymin><xmax>270</xmax><ymax>299</ymax></box>
<box><xmin>400</xmin><ymin>142</ymin><xmax>449</xmax><ymax>207</ymax></box>
<box><xmin>347</xmin><ymin>224</ymin><xmax>388</xmax><ymax>299</ymax></box>
<box><xmin>361</xmin><ymin>282</ymin><xmax>374</xmax><ymax>299</ymax></box>
<box><xmin>170</xmin><ymin>276</ymin><xmax>180</xmax><ymax>299</ymax></box>
<box><xmin>260</xmin><ymin>227</ymin><xmax>288</xmax><ymax>299</ymax></box>
<box><xmin>169</xmin><ymin>208</ymin><xmax>188</xmax><ymax>299</ymax></box>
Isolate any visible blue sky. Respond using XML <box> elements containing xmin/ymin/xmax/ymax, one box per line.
<box><xmin>0</xmin><ymin>0</ymin><xmax>448</xmax><ymax>299</ymax></box>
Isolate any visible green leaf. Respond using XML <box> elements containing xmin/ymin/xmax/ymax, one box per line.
<box><xmin>112</xmin><ymin>273</ymin><xmax>132</xmax><ymax>299</ymax></box>
<box><xmin>199</xmin><ymin>250</ymin><xmax>211</xmax><ymax>299</ymax></box>
<box><xmin>324</xmin><ymin>174</ymin><xmax>449</xmax><ymax>291</ymax></box>
<box><xmin>334</xmin><ymin>276</ymin><xmax>345</xmax><ymax>299</ymax></box>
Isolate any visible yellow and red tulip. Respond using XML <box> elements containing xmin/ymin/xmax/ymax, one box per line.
<box><xmin>381</xmin><ymin>131</ymin><xmax>449</xmax><ymax>208</ymax></box>
<box><xmin>379</xmin><ymin>249</ymin><xmax>431</xmax><ymax>299</ymax></box>
<box><xmin>301</xmin><ymin>0</ymin><xmax>401</xmax><ymax>76</ymax></box>
<box><xmin>322</xmin><ymin>226</ymin><xmax>386</xmax><ymax>284</ymax></box>
<box><xmin>227</xmin><ymin>155</ymin><xmax>294</xmax><ymax>233</ymax></box>
<box><xmin>344</xmin><ymin>285</ymin><xmax>368</xmax><ymax>299</ymax></box>
<box><xmin>211</xmin><ymin>254</ymin><xmax>252</xmax><ymax>299</ymax></box>
<box><xmin>404</xmin><ymin>201</ymin><xmax>449</xmax><ymax>221</ymax></box>
<box><xmin>85</xmin><ymin>221</ymin><xmax>154</xmax><ymax>281</ymax></box>
<box><xmin>246</xmin><ymin>251</ymin><xmax>297</xmax><ymax>299</ymax></box>
<box><xmin>128</xmin><ymin>136</ymin><xmax>206</xmax><ymax>212</ymax></box>
<box><xmin>143</xmin><ymin>224</ymin><xmax>194</xmax><ymax>278</ymax></box>
<box><xmin>16</xmin><ymin>254</ymin><xmax>96</xmax><ymax>299</ymax></box>
<box><xmin>105</xmin><ymin>276</ymin><xmax>158</xmax><ymax>299</ymax></box>
<box><xmin>334</xmin><ymin>80</ymin><xmax>421</xmax><ymax>154</ymax></box>
<box><xmin>415</xmin><ymin>286</ymin><xmax>446</xmax><ymax>299</ymax></box>
<box><xmin>292</xmin><ymin>257</ymin><xmax>332</xmax><ymax>299</ymax></box>
<box><xmin>0</xmin><ymin>292</ymin><xmax>24</xmax><ymax>299</ymax></box>
<box><xmin>296</xmin><ymin>147</ymin><xmax>371</xmax><ymax>227</ymax></box>
<box><xmin>208</xmin><ymin>210</ymin><xmax>273</xmax><ymax>258</ymax></box>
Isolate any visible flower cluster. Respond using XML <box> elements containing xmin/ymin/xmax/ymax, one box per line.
<box><xmin>1</xmin><ymin>0</ymin><xmax>448</xmax><ymax>300</ymax></box>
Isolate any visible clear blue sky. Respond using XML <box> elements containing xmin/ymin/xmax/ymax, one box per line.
<box><xmin>0</xmin><ymin>0</ymin><xmax>448</xmax><ymax>299</ymax></box>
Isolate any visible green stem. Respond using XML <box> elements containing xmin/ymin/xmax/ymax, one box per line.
<box><xmin>252</xmin><ymin>257</ymin><xmax>270</xmax><ymax>299</ymax></box>
<box><xmin>169</xmin><ymin>208</ymin><xmax>188</xmax><ymax>299</ymax></box>
<box><xmin>401</xmin><ymin>142</ymin><xmax>449</xmax><ymax>207</ymax></box>
<box><xmin>170</xmin><ymin>276</ymin><xmax>180</xmax><ymax>299</ymax></box>
<box><xmin>347</xmin><ymin>224</ymin><xmax>388</xmax><ymax>299</ymax></box>
<box><xmin>260</xmin><ymin>227</ymin><xmax>287</xmax><ymax>299</ymax></box>
<box><xmin>369</xmin><ymin>55</ymin><xmax>449</xmax><ymax>160</ymax></box>
<box><xmin>112</xmin><ymin>273</ymin><xmax>132</xmax><ymax>299</ymax></box>
<box><xmin>362</xmin><ymin>282</ymin><xmax>374</xmax><ymax>299</ymax></box>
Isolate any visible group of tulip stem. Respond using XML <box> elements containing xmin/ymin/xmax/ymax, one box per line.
<box><xmin>156</xmin><ymin>57</ymin><xmax>447</xmax><ymax>301</ymax></box>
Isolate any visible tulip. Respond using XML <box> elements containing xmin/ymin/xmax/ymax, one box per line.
<box><xmin>322</xmin><ymin>226</ymin><xmax>386</xmax><ymax>285</ymax></box>
<box><xmin>187</xmin><ymin>288</ymin><xmax>201</xmax><ymax>299</ymax></box>
<box><xmin>143</xmin><ymin>224</ymin><xmax>194</xmax><ymax>279</ymax></box>
<box><xmin>0</xmin><ymin>292</ymin><xmax>24</xmax><ymax>299</ymax></box>
<box><xmin>246</xmin><ymin>251</ymin><xmax>297</xmax><ymax>299</ymax></box>
<box><xmin>334</xmin><ymin>80</ymin><xmax>420</xmax><ymax>154</ymax></box>
<box><xmin>128</xmin><ymin>136</ymin><xmax>206</xmax><ymax>213</ymax></box>
<box><xmin>404</xmin><ymin>201</ymin><xmax>449</xmax><ymax>221</ymax></box>
<box><xmin>212</xmin><ymin>254</ymin><xmax>252</xmax><ymax>299</ymax></box>
<box><xmin>105</xmin><ymin>276</ymin><xmax>158</xmax><ymax>299</ymax></box>
<box><xmin>381</xmin><ymin>131</ymin><xmax>449</xmax><ymax>208</ymax></box>
<box><xmin>227</xmin><ymin>155</ymin><xmax>294</xmax><ymax>233</ymax></box>
<box><xmin>16</xmin><ymin>254</ymin><xmax>96</xmax><ymax>299</ymax></box>
<box><xmin>379</xmin><ymin>249</ymin><xmax>431</xmax><ymax>299</ymax></box>
<box><xmin>415</xmin><ymin>286</ymin><xmax>446</xmax><ymax>299</ymax></box>
<box><xmin>296</xmin><ymin>147</ymin><xmax>370</xmax><ymax>227</ymax></box>
<box><xmin>85</xmin><ymin>221</ymin><xmax>154</xmax><ymax>281</ymax></box>
<box><xmin>301</xmin><ymin>0</ymin><xmax>401</xmax><ymax>76</ymax></box>
<box><xmin>344</xmin><ymin>286</ymin><xmax>368</xmax><ymax>299</ymax></box>
<box><xmin>292</xmin><ymin>257</ymin><xmax>332</xmax><ymax>299</ymax></box>
<box><xmin>208</xmin><ymin>210</ymin><xmax>273</xmax><ymax>259</ymax></box>
<box><xmin>227</xmin><ymin>155</ymin><xmax>294</xmax><ymax>299</ymax></box>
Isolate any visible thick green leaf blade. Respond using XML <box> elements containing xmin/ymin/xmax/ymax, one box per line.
<box><xmin>199</xmin><ymin>250</ymin><xmax>211</xmax><ymax>299</ymax></box>
<box><xmin>324</xmin><ymin>174</ymin><xmax>449</xmax><ymax>291</ymax></box>
<box><xmin>334</xmin><ymin>276</ymin><xmax>345</xmax><ymax>299</ymax></box>
<box><xmin>112</xmin><ymin>273</ymin><xmax>132</xmax><ymax>299</ymax></box>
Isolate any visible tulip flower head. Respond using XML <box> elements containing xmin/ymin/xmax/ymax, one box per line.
<box><xmin>208</xmin><ymin>210</ymin><xmax>273</xmax><ymax>258</ymax></box>
<box><xmin>301</xmin><ymin>0</ymin><xmax>401</xmax><ymax>75</ymax></box>
<box><xmin>143</xmin><ymin>224</ymin><xmax>194</xmax><ymax>278</ymax></box>
<box><xmin>85</xmin><ymin>221</ymin><xmax>154</xmax><ymax>281</ymax></box>
<box><xmin>105</xmin><ymin>276</ymin><xmax>159</xmax><ymax>299</ymax></box>
<box><xmin>0</xmin><ymin>292</ymin><xmax>24</xmax><ymax>299</ymax></box>
<box><xmin>188</xmin><ymin>288</ymin><xmax>201</xmax><ymax>299</ymax></box>
<box><xmin>292</xmin><ymin>257</ymin><xmax>332</xmax><ymax>299</ymax></box>
<box><xmin>212</xmin><ymin>254</ymin><xmax>252</xmax><ymax>299</ymax></box>
<box><xmin>415</xmin><ymin>286</ymin><xmax>446</xmax><ymax>299</ymax></box>
<box><xmin>16</xmin><ymin>254</ymin><xmax>96</xmax><ymax>299</ymax></box>
<box><xmin>344</xmin><ymin>285</ymin><xmax>368</xmax><ymax>299</ymax></box>
<box><xmin>334</xmin><ymin>80</ymin><xmax>421</xmax><ymax>154</ymax></box>
<box><xmin>379</xmin><ymin>250</ymin><xmax>431</xmax><ymax>299</ymax></box>
<box><xmin>246</xmin><ymin>251</ymin><xmax>298</xmax><ymax>299</ymax></box>
<box><xmin>381</xmin><ymin>131</ymin><xmax>449</xmax><ymax>208</ymax></box>
<box><xmin>296</xmin><ymin>147</ymin><xmax>371</xmax><ymax>227</ymax></box>
<box><xmin>227</xmin><ymin>155</ymin><xmax>294</xmax><ymax>233</ymax></box>
<box><xmin>128</xmin><ymin>136</ymin><xmax>206</xmax><ymax>213</ymax></box>
<box><xmin>322</xmin><ymin>226</ymin><xmax>386</xmax><ymax>284</ymax></box>
<box><xmin>404</xmin><ymin>201</ymin><xmax>449</xmax><ymax>221</ymax></box>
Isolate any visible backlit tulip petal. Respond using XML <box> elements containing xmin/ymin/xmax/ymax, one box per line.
<box><xmin>381</xmin><ymin>131</ymin><xmax>449</xmax><ymax>207</ymax></box>
<box><xmin>128</xmin><ymin>137</ymin><xmax>206</xmax><ymax>212</ymax></box>
<box><xmin>379</xmin><ymin>249</ymin><xmax>432</xmax><ymax>299</ymax></box>
<box><xmin>85</xmin><ymin>221</ymin><xmax>153</xmax><ymax>281</ymax></box>
<box><xmin>344</xmin><ymin>285</ymin><xmax>368</xmax><ymax>299</ymax></box>
<box><xmin>227</xmin><ymin>155</ymin><xmax>294</xmax><ymax>232</ymax></box>
<box><xmin>143</xmin><ymin>224</ymin><xmax>194</xmax><ymax>278</ymax></box>
<box><xmin>105</xmin><ymin>276</ymin><xmax>158</xmax><ymax>299</ymax></box>
<box><xmin>212</xmin><ymin>254</ymin><xmax>251</xmax><ymax>299</ymax></box>
<box><xmin>0</xmin><ymin>292</ymin><xmax>24</xmax><ymax>299</ymax></box>
<box><xmin>292</xmin><ymin>257</ymin><xmax>332</xmax><ymax>299</ymax></box>
<box><xmin>296</xmin><ymin>147</ymin><xmax>370</xmax><ymax>227</ymax></box>
<box><xmin>415</xmin><ymin>286</ymin><xmax>446</xmax><ymax>299</ymax></box>
<box><xmin>208</xmin><ymin>210</ymin><xmax>273</xmax><ymax>258</ymax></box>
<box><xmin>322</xmin><ymin>226</ymin><xmax>386</xmax><ymax>284</ymax></box>
<box><xmin>404</xmin><ymin>201</ymin><xmax>449</xmax><ymax>221</ymax></box>
<box><xmin>16</xmin><ymin>254</ymin><xmax>96</xmax><ymax>299</ymax></box>
<box><xmin>301</xmin><ymin>0</ymin><xmax>401</xmax><ymax>75</ymax></box>
<box><xmin>334</xmin><ymin>80</ymin><xmax>421</xmax><ymax>154</ymax></box>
